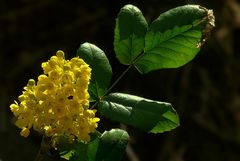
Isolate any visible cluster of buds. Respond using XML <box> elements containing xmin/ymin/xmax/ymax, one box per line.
<box><xmin>10</xmin><ymin>50</ymin><xmax>99</xmax><ymax>142</ymax></box>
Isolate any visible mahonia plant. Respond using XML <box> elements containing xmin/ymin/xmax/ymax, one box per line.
<box><xmin>9</xmin><ymin>4</ymin><xmax>214</xmax><ymax>161</ymax></box>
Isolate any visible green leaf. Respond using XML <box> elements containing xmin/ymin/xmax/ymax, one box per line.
<box><xmin>114</xmin><ymin>4</ymin><xmax>148</xmax><ymax>65</ymax></box>
<box><xmin>99</xmin><ymin>93</ymin><xmax>179</xmax><ymax>133</ymax></box>
<box><xmin>58</xmin><ymin>132</ymin><xmax>101</xmax><ymax>161</ymax></box>
<box><xmin>77</xmin><ymin>42</ymin><xmax>112</xmax><ymax>100</ymax></box>
<box><xmin>58</xmin><ymin>129</ymin><xmax>129</xmax><ymax>161</ymax></box>
<box><xmin>135</xmin><ymin>5</ymin><xmax>215</xmax><ymax>73</ymax></box>
<box><xmin>95</xmin><ymin>129</ymin><xmax>129</xmax><ymax>161</ymax></box>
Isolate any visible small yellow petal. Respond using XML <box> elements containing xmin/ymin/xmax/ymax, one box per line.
<box><xmin>10</xmin><ymin>103</ymin><xmax>19</xmax><ymax>116</ymax></box>
<box><xmin>18</xmin><ymin>95</ymin><xmax>25</xmax><ymax>102</ymax></box>
<box><xmin>20</xmin><ymin>128</ymin><xmax>30</xmax><ymax>137</ymax></box>
<box><xmin>56</xmin><ymin>50</ymin><xmax>64</xmax><ymax>58</ymax></box>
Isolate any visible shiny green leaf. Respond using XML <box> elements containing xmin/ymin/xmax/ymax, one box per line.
<box><xmin>114</xmin><ymin>4</ymin><xmax>148</xmax><ymax>64</ymax></box>
<box><xmin>77</xmin><ymin>42</ymin><xmax>112</xmax><ymax>100</ymax></box>
<box><xmin>135</xmin><ymin>5</ymin><xmax>214</xmax><ymax>73</ymax></box>
<box><xmin>95</xmin><ymin>129</ymin><xmax>129</xmax><ymax>161</ymax></box>
<box><xmin>99</xmin><ymin>93</ymin><xmax>179</xmax><ymax>133</ymax></box>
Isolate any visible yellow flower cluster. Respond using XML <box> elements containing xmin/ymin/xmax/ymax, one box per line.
<box><xmin>10</xmin><ymin>50</ymin><xmax>99</xmax><ymax>142</ymax></box>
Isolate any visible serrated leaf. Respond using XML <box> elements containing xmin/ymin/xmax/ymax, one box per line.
<box><xmin>134</xmin><ymin>5</ymin><xmax>215</xmax><ymax>73</ymax></box>
<box><xmin>99</xmin><ymin>93</ymin><xmax>179</xmax><ymax>133</ymax></box>
<box><xmin>95</xmin><ymin>129</ymin><xmax>129</xmax><ymax>161</ymax></box>
<box><xmin>77</xmin><ymin>42</ymin><xmax>112</xmax><ymax>100</ymax></box>
<box><xmin>114</xmin><ymin>4</ymin><xmax>148</xmax><ymax>65</ymax></box>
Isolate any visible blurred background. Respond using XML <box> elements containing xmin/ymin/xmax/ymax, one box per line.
<box><xmin>1</xmin><ymin>0</ymin><xmax>240</xmax><ymax>161</ymax></box>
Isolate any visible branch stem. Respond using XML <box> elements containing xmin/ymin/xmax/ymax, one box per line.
<box><xmin>34</xmin><ymin>136</ymin><xmax>51</xmax><ymax>161</ymax></box>
<box><xmin>102</xmin><ymin>51</ymin><xmax>144</xmax><ymax>98</ymax></box>
<box><xmin>103</xmin><ymin>64</ymin><xmax>133</xmax><ymax>97</ymax></box>
<box><xmin>90</xmin><ymin>52</ymin><xmax>145</xmax><ymax>109</ymax></box>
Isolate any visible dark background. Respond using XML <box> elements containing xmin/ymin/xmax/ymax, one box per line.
<box><xmin>1</xmin><ymin>0</ymin><xmax>240</xmax><ymax>161</ymax></box>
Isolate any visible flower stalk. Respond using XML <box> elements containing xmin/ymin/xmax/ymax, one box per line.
<box><xmin>34</xmin><ymin>136</ymin><xmax>51</xmax><ymax>161</ymax></box>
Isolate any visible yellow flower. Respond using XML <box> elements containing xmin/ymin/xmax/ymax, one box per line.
<box><xmin>20</xmin><ymin>127</ymin><xmax>30</xmax><ymax>137</ymax></box>
<box><xmin>10</xmin><ymin>50</ymin><xmax>99</xmax><ymax>142</ymax></box>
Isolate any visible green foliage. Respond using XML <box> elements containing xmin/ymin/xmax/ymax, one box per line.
<box><xmin>114</xmin><ymin>4</ymin><xmax>148</xmax><ymax>65</ymax></box>
<box><xmin>59</xmin><ymin>3</ymin><xmax>214</xmax><ymax>161</ymax></box>
<box><xmin>77</xmin><ymin>42</ymin><xmax>112</xmax><ymax>100</ymax></box>
<box><xmin>114</xmin><ymin>5</ymin><xmax>214</xmax><ymax>73</ymax></box>
<box><xmin>58</xmin><ymin>129</ymin><xmax>129</xmax><ymax>161</ymax></box>
<box><xmin>58</xmin><ymin>133</ymin><xmax>101</xmax><ymax>161</ymax></box>
<box><xmin>135</xmin><ymin>5</ymin><xmax>212</xmax><ymax>73</ymax></box>
<box><xmin>99</xmin><ymin>93</ymin><xmax>179</xmax><ymax>133</ymax></box>
<box><xmin>95</xmin><ymin>129</ymin><xmax>129</xmax><ymax>161</ymax></box>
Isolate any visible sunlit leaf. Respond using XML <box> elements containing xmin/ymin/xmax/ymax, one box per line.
<box><xmin>114</xmin><ymin>4</ymin><xmax>148</xmax><ymax>65</ymax></box>
<box><xmin>135</xmin><ymin>5</ymin><xmax>214</xmax><ymax>73</ymax></box>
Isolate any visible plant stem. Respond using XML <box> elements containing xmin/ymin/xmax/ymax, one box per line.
<box><xmin>102</xmin><ymin>51</ymin><xmax>145</xmax><ymax>98</ymax></box>
<box><xmin>90</xmin><ymin>64</ymin><xmax>133</xmax><ymax>109</ymax></box>
<box><xmin>103</xmin><ymin>64</ymin><xmax>133</xmax><ymax>97</ymax></box>
<box><xmin>90</xmin><ymin>52</ymin><xmax>145</xmax><ymax>109</ymax></box>
<box><xmin>90</xmin><ymin>65</ymin><xmax>133</xmax><ymax>109</ymax></box>
<box><xmin>34</xmin><ymin>136</ymin><xmax>51</xmax><ymax>161</ymax></box>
